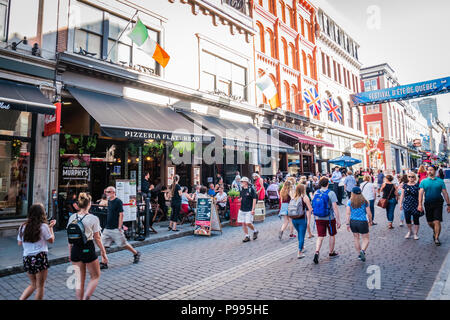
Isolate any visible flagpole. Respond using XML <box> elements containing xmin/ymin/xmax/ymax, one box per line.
<box><xmin>244</xmin><ymin>67</ymin><xmax>271</xmax><ymax>89</ymax></box>
<box><xmin>106</xmin><ymin>9</ymin><xmax>139</xmax><ymax>61</ymax></box>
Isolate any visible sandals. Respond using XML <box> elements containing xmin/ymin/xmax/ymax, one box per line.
<box><xmin>435</xmin><ymin>238</ymin><xmax>441</xmax><ymax>246</ymax></box>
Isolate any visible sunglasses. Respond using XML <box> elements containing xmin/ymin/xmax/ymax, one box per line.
<box><xmin>408</xmin><ymin>176</ymin><xmax>415</xmax><ymax>178</ymax></box>
<box><xmin>105</xmin><ymin>191</ymin><xmax>114</xmax><ymax>193</ymax></box>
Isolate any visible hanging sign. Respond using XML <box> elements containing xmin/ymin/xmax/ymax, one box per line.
<box><xmin>44</xmin><ymin>103</ymin><xmax>61</xmax><ymax>136</ymax></box>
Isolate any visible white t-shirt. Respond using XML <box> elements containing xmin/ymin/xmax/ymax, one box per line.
<box><xmin>360</xmin><ymin>181</ymin><xmax>375</xmax><ymax>201</ymax></box>
<box><xmin>215</xmin><ymin>192</ymin><xmax>227</xmax><ymax>207</ymax></box>
<box><xmin>17</xmin><ymin>223</ymin><xmax>53</xmax><ymax>257</ymax></box>
<box><xmin>67</xmin><ymin>213</ymin><xmax>101</xmax><ymax>242</ymax></box>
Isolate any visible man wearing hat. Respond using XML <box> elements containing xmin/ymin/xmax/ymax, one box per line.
<box><xmin>238</xmin><ymin>177</ymin><xmax>259</xmax><ymax>242</ymax></box>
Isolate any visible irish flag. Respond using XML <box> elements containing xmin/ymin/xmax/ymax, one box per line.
<box><xmin>256</xmin><ymin>73</ymin><xmax>279</xmax><ymax>109</ymax></box>
<box><xmin>127</xmin><ymin>18</ymin><xmax>170</xmax><ymax>68</ymax></box>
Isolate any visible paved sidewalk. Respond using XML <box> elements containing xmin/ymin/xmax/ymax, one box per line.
<box><xmin>427</xmin><ymin>251</ymin><xmax>450</xmax><ymax>300</ymax></box>
<box><xmin>0</xmin><ymin>209</ymin><xmax>278</xmax><ymax>277</ymax></box>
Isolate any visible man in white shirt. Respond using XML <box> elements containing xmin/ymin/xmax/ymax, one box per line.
<box><xmin>331</xmin><ymin>167</ymin><xmax>343</xmax><ymax>205</ymax></box>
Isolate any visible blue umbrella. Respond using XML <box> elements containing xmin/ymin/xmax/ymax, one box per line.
<box><xmin>329</xmin><ymin>155</ymin><xmax>362</xmax><ymax>167</ymax></box>
<box><xmin>288</xmin><ymin>160</ymin><xmax>300</xmax><ymax>167</ymax></box>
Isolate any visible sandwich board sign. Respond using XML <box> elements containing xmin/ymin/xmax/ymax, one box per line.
<box><xmin>194</xmin><ymin>197</ymin><xmax>222</xmax><ymax>236</ymax></box>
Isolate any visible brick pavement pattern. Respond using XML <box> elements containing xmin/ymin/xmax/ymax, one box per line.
<box><xmin>0</xmin><ymin>204</ymin><xmax>449</xmax><ymax>300</ymax></box>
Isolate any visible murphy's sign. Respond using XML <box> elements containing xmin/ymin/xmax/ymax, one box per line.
<box><xmin>351</xmin><ymin>76</ymin><xmax>450</xmax><ymax>106</ymax></box>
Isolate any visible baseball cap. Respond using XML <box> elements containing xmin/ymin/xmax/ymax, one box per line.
<box><xmin>352</xmin><ymin>186</ymin><xmax>362</xmax><ymax>194</ymax></box>
<box><xmin>241</xmin><ymin>177</ymin><xmax>249</xmax><ymax>183</ymax></box>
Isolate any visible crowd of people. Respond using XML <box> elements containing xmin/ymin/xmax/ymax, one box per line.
<box><xmin>14</xmin><ymin>163</ymin><xmax>450</xmax><ymax>300</ymax></box>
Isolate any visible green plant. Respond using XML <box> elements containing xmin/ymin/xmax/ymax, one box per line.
<box><xmin>227</xmin><ymin>189</ymin><xmax>240</xmax><ymax>198</ymax></box>
<box><xmin>143</xmin><ymin>141</ymin><xmax>164</xmax><ymax>158</ymax></box>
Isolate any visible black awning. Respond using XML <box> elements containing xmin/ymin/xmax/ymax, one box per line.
<box><xmin>179</xmin><ymin>110</ymin><xmax>294</xmax><ymax>153</ymax></box>
<box><xmin>68</xmin><ymin>87</ymin><xmax>213</xmax><ymax>143</ymax></box>
<box><xmin>0</xmin><ymin>79</ymin><xmax>55</xmax><ymax>114</ymax></box>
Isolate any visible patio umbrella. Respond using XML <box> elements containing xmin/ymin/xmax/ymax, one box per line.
<box><xmin>329</xmin><ymin>155</ymin><xmax>362</xmax><ymax>167</ymax></box>
<box><xmin>288</xmin><ymin>160</ymin><xmax>300</xmax><ymax>167</ymax></box>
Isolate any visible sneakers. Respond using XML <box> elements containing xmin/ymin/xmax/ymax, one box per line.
<box><xmin>359</xmin><ymin>250</ymin><xmax>366</xmax><ymax>262</ymax></box>
<box><xmin>405</xmin><ymin>232</ymin><xmax>411</xmax><ymax>239</ymax></box>
<box><xmin>278</xmin><ymin>230</ymin><xmax>283</xmax><ymax>240</ymax></box>
<box><xmin>253</xmin><ymin>230</ymin><xmax>259</xmax><ymax>240</ymax></box>
<box><xmin>414</xmin><ymin>234</ymin><xmax>419</xmax><ymax>240</ymax></box>
<box><xmin>329</xmin><ymin>251</ymin><xmax>339</xmax><ymax>257</ymax></box>
<box><xmin>100</xmin><ymin>262</ymin><xmax>108</xmax><ymax>270</ymax></box>
<box><xmin>289</xmin><ymin>234</ymin><xmax>297</xmax><ymax>238</ymax></box>
<box><xmin>313</xmin><ymin>252</ymin><xmax>319</xmax><ymax>264</ymax></box>
<box><xmin>133</xmin><ymin>251</ymin><xmax>141</xmax><ymax>264</ymax></box>
<box><xmin>297</xmin><ymin>251</ymin><xmax>305</xmax><ymax>259</ymax></box>
<box><xmin>243</xmin><ymin>236</ymin><xmax>251</xmax><ymax>243</ymax></box>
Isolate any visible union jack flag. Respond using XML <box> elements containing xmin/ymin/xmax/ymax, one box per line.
<box><xmin>323</xmin><ymin>97</ymin><xmax>342</xmax><ymax>122</ymax></box>
<box><xmin>303</xmin><ymin>87</ymin><xmax>321</xmax><ymax>117</ymax></box>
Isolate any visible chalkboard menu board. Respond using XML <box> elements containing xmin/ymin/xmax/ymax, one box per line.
<box><xmin>194</xmin><ymin>197</ymin><xmax>222</xmax><ymax>236</ymax></box>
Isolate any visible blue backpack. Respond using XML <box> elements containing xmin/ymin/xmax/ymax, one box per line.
<box><xmin>312</xmin><ymin>190</ymin><xmax>331</xmax><ymax>217</ymax></box>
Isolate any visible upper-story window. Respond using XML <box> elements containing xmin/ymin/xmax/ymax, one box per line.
<box><xmin>72</xmin><ymin>1</ymin><xmax>160</xmax><ymax>73</ymax></box>
<box><xmin>364</xmin><ymin>79</ymin><xmax>378</xmax><ymax>92</ymax></box>
<box><xmin>277</xmin><ymin>1</ymin><xmax>285</xmax><ymax>23</ymax></box>
<box><xmin>201</xmin><ymin>51</ymin><xmax>247</xmax><ymax>101</ymax></box>
<box><xmin>281</xmin><ymin>38</ymin><xmax>288</xmax><ymax>65</ymax></box>
<box><xmin>0</xmin><ymin>0</ymin><xmax>9</xmax><ymax>41</ymax></box>
<box><xmin>256</xmin><ymin>22</ymin><xmax>265</xmax><ymax>53</ymax></box>
<box><xmin>289</xmin><ymin>43</ymin><xmax>296</xmax><ymax>69</ymax></box>
<box><xmin>299</xmin><ymin>16</ymin><xmax>305</xmax><ymax>37</ymax></box>
<box><xmin>355</xmin><ymin>107</ymin><xmax>362</xmax><ymax>131</ymax></box>
<box><xmin>268</xmin><ymin>0</ymin><xmax>276</xmax><ymax>15</ymax></box>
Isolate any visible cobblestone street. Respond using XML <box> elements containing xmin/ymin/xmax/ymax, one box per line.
<box><xmin>1</xmin><ymin>204</ymin><xmax>449</xmax><ymax>300</ymax></box>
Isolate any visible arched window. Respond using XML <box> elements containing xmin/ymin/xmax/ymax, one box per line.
<box><xmin>289</xmin><ymin>43</ymin><xmax>296</xmax><ymax>69</ymax></box>
<box><xmin>277</xmin><ymin>1</ymin><xmax>285</xmax><ymax>23</ymax></box>
<box><xmin>258</xmin><ymin>69</ymin><xmax>268</xmax><ymax>104</ymax></box>
<box><xmin>356</xmin><ymin>107</ymin><xmax>362</xmax><ymax>131</ymax></box>
<box><xmin>299</xmin><ymin>16</ymin><xmax>305</xmax><ymax>37</ymax></box>
<box><xmin>337</xmin><ymin>97</ymin><xmax>344</xmax><ymax>125</ymax></box>
<box><xmin>256</xmin><ymin>22</ymin><xmax>265</xmax><ymax>53</ymax></box>
<box><xmin>281</xmin><ymin>38</ymin><xmax>288</xmax><ymax>65</ymax></box>
<box><xmin>266</xmin><ymin>28</ymin><xmax>275</xmax><ymax>58</ymax></box>
<box><xmin>291</xmin><ymin>84</ymin><xmax>298</xmax><ymax>112</ymax></box>
<box><xmin>302</xmin><ymin>51</ymin><xmax>307</xmax><ymax>76</ymax></box>
<box><xmin>283</xmin><ymin>81</ymin><xmax>290</xmax><ymax>111</ymax></box>
<box><xmin>308</xmin><ymin>55</ymin><xmax>314</xmax><ymax>78</ymax></box>
<box><xmin>268</xmin><ymin>0</ymin><xmax>276</xmax><ymax>15</ymax></box>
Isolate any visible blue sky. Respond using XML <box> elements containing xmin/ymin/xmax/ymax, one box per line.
<box><xmin>313</xmin><ymin>0</ymin><xmax>450</xmax><ymax>124</ymax></box>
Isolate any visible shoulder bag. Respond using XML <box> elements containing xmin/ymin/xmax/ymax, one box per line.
<box><xmin>377</xmin><ymin>184</ymin><xmax>394</xmax><ymax>209</ymax></box>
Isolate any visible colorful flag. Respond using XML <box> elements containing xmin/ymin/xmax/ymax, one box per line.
<box><xmin>303</xmin><ymin>87</ymin><xmax>321</xmax><ymax>117</ymax></box>
<box><xmin>324</xmin><ymin>97</ymin><xmax>342</xmax><ymax>122</ymax></box>
<box><xmin>256</xmin><ymin>73</ymin><xmax>279</xmax><ymax>109</ymax></box>
<box><xmin>128</xmin><ymin>18</ymin><xmax>170</xmax><ymax>68</ymax></box>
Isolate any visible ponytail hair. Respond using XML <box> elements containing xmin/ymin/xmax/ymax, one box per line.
<box><xmin>170</xmin><ymin>175</ymin><xmax>180</xmax><ymax>197</ymax></box>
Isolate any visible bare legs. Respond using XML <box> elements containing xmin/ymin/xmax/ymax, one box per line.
<box><xmin>353</xmin><ymin>233</ymin><xmax>369</xmax><ymax>253</ymax></box>
<box><xmin>20</xmin><ymin>269</ymin><xmax>48</xmax><ymax>300</ymax></box>
<box><xmin>72</xmin><ymin>260</ymin><xmax>101</xmax><ymax>300</ymax></box>
<box><xmin>280</xmin><ymin>216</ymin><xmax>294</xmax><ymax>235</ymax></box>
<box><xmin>315</xmin><ymin>235</ymin><xmax>336</xmax><ymax>254</ymax></box>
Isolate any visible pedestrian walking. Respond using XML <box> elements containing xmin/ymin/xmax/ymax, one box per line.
<box><xmin>418</xmin><ymin>165</ymin><xmax>450</xmax><ymax>246</ymax></box>
<box><xmin>398</xmin><ymin>174</ymin><xmax>409</xmax><ymax>227</ymax></box>
<box><xmin>361</xmin><ymin>174</ymin><xmax>377</xmax><ymax>225</ymax></box>
<box><xmin>345</xmin><ymin>187</ymin><xmax>372</xmax><ymax>262</ymax></box>
<box><xmin>278</xmin><ymin>181</ymin><xmax>295</xmax><ymax>239</ymax></box>
<box><xmin>376</xmin><ymin>169</ymin><xmax>385</xmax><ymax>197</ymax></box>
<box><xmin>67</xmin><ymin>193</ymin><xmax>108</xmax><ymax>300</ymax></box>
<box><xmin>288</xmin><ymin>184</ymin><xmax>312</xmax><ymax>259</ymax></box>
<box><xmin>418</xmin><ymin>165</ymin><xmax>427</xmax><ymax>183</ymax></box>
<box><xmin>100</xmin><ymin>186</ymin><xmax>141</xmax><ymax>269</ymax></box>
<box><xmin>399</xmin><ymin>172</ymin><xmax>422</xmax><ymax>240</ymax></box>
<box><xmin>379</xmin><ymin>175</ymin><xmax>398</xmax><ymax>229</ymax></box>
<box><xmin>17</xmin><ymin>204</ymin><xmax>55</xmax><ymax>300</ymax></box>
<box><xmin>331</xmin><ymin>167</ymin><xmax>343</xmax><ymax>205</ymax></box>
<box><xmin>169</xmin><ymin>175</ymin><xmax>182</xmax><ymax>232</ymax></box>
<box><xmin>253</xmin><ymin>173</ymin><xmax>266</xmax><ymax>201</ymax></box>
<box><xmin>344</xmin><ymin>171</ymin><xmax>357</xmax><ymax>199</ymax></box>
<box><xmin>311</xmin><ymin>177</ymin><xmax>342</xmax><ymax>264</ymax></box>
<box><xmin>238</xmin><ymin>177</ymin><xmax>259</xmax><ymax>242</ymax></box>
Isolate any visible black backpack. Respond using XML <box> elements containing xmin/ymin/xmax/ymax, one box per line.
<box><xmin>67</xmin><ymin>214</ymin><xmax>88</xmax><ymax>245</ymax></box>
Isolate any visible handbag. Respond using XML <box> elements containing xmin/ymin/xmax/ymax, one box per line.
<box><xmin>377</xmin><ymin>184</ymin><xmax>394</xmax><ymax>209</ymax></box>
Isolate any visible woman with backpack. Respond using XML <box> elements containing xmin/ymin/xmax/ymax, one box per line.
<box><xmin>345</xmin><ymin>187</ymin><xmax>372</xmax><ymax>262</ymax></box>
<box><xmin>289</xmin><ymin>184</ymin><xmax>312</xmax><ymax>259</ymax></box>
<box><xmin>17</xmin><ymin>204</ymin><xmax>55</xmax><ymax>300</ymax></box>
<box><xmin>278</xmin><ymin>181</ymin><xmax>295</xmax><ymax>239</ymax></box>
<box><xmin>67</xmin><ymin>193</ymin><xmax>108</xmax><ymax>300</ymax></box>
<box><xmin>379</xmin><ymin>175</ymin><xmax>399</xmax><ymax>229</ymax></box>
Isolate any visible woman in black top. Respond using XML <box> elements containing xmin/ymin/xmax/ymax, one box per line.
<box><xmin>169</xmin><ymin>175</ymin><xmax>182</xmax><ymax>232</ymax></box>
<box><xmin>399</xmin><ymin>173</ymin><xmax>421</xmax><ymax>239</ymax></box>
<box><xmin>380</xmin><ymin>175</ymin><xmax>398</xmax><ymax>229</ymax></box>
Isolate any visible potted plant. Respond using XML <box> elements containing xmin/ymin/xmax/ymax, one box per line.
<box><xmin>227</xmin><ymin>189</ymin><xmax>241</xmax><ymax>226</ymax></box>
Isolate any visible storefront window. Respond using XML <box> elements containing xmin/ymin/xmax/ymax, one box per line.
<box><xmin>0</xmin><ymin>140</ymin><xmax>31</xmax><ymax>219</ymax></box>
<box><xmin>0</xmin><ymin>110</ymin><xmax>32</xmax><ymax>137</ymax></box>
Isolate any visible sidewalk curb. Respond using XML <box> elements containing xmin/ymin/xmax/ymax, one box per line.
<box><xmin>0</xmin><ymin>209</ymin><xmax>278</xmax><ymax>278</ymax></box>
<box><xmin>427</xmin><ymin>250</ymin><xmax>450</xmax><ymax>300</ymax></box>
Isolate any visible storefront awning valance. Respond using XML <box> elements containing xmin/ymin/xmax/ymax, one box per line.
<box><xmin>280</xmin><ymin>129</ymin><xmax>334</xmax><ymax>148</ymax></box>
<box><xmin>179</xmin><ymin>111</ymin><xmax>294</xmax><ymax>153</ymax></box>
<box><xmin>68</xmin><ymin>87</ymin><xmax>213</xmax><ymax>143</ymax></box>
<box><xmin>0</xmin><ymin>79</ymin><xmax>55</xmax><ymax>115</ymax></box>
